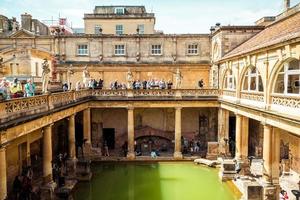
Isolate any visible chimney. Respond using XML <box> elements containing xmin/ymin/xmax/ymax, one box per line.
<box><xmin>284</xmin><ymin>0</ymin><xmax>290</xmax><ymax>11</ymax></box>
<box><xmin>21</xmin><ymin>13</ymin><xmax>32</xmax><ymax>31</ymax></box>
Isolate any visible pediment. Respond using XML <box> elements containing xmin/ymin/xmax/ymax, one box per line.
<box><xmin>10</xmin><ymin>29</ymin><xmax>35</xmax><ymax>38</ymax></box>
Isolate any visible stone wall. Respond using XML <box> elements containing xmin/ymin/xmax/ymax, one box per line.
<box><xmin>280</xmin><ymin>130</ymin><xmax>300</xmax><ymax>173</ymax></box>
<box><xmin>91</xmin><ymin>107</ymin><xmax>217</xmax><ymax>150</ymax></box>
<box><xmin>248</xmin><ymin>119</ymin><xmax>263</xmax><ymax>158</ymax></box>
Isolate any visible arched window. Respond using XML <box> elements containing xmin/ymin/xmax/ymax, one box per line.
<box><xmin>274</xmin><ymin>59</ymin><xmax>300</xmax><ymax>95</ymax></box>
<box><xmin>242</xmin><ymin>67</ymin><xmax>263</xmax><ymax>92</ymax></box>
<box><xmin>224</xmin><ymin>70</ymin><xmax>236</xmax><ymax>90</ymax></box>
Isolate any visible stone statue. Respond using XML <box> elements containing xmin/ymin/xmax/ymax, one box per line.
<box><xmin>82</xmin><ymin>65</ymin><xmax>90</xmax><ymax>88</ymax></box>
<box><xmin>67</xmin><ymin>64</ymin><xmax>73</xmax><ymax>89</ymax></box>
<box><xmin>12</xmin><ymin>18</ymin><xmax>18</xmax><ymax>32</ymax></box>
<box><xmin>41</xmin><ymin>58</ymin><xmax>50</xmax><ymax>93</ymax></box>
<box><xmin>126</xmin><ymin>69</ymin><xmax>133</xmax><ymax>89</ymax></box>
<box><xmin>175</xmin><ymin>68</ymin><xmax>183</xmax><ymax>89</ymax></box>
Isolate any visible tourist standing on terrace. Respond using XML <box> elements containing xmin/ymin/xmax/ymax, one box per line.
<box><xmin>10</xmin><ymin>78</ymin><xmax>22</xmax><ymax>98</ymax></box>
<box><xmin>24</xmin><ymin>79</ymin><xmax>35</xmax><ymax>97</ymax></box>
<box><xmin>198</xmin><ymin>79</ymin><xmax>204</xmax><ymax>88</ymax></box>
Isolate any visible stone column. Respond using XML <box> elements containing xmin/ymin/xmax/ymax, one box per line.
<box><xmin>263</xmin><ymin>124</ymin><xmax>280</xmax><ymax>184</ymax></box>
<box><xmin>240</xmin><ymin>116</ymin><xmax>249</xmax><ymax>160</ymax></box>
<box><xmin>43</xmin><ymin>124</ymin><xmax>53</xmax><ymax>184</ymax></box>
<box><xmin>69</xmin><ymin>114</ymin><xmax>76</xmax><ymax>160</ymax></box>
<box><xmin>0</xmin><ymin>147</ymin><xmax>7</xmax><ymax>200</ymax></box>
<box><xmin>127</xmin><ymin>107</ymin><xmax>135</xmax><ymax>160</ymax></box>
<box><xmin>235</xmin><ymin>114</ymin><xmax>250</xmax><ymax>175</ymax></box>
<box><xmin>263</xmin><ymin>124</ymin><xmax>273</xmax><ymax>183</ymax></box>
<box><xmin>218</xmin><ymin>108</ymin><xmax>229</xmax><ymax>156</ymax></box>
<box><xmin>83</xmin><ymin>108</ymin><xmax>91</xmax><ymax>156</ymax></box>
<box><xmin>262</xmin><ymin>124</ymin><xmax>280</xmax><ymax>199</ymax></box>
<box><xmin>174</xmin><ymin>107</ymin><xmax>183</xmax><ymax>159</ymax></box>
<box><xmin>235</xmin><ymin>114</ymin><xmax>242</xmax><ymax>160</ymax></box>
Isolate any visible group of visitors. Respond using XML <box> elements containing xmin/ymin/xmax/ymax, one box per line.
<box><xmin>182</xmin><ymin>137</ymin><xmax>202</xmax><ymax>155</ymax></box>
<box><xmin>12</xmin><ymin>166</ymin><xmax>38</xmax><ymax>200</ymax></box>
<box><xmin>73</xmin><ymin>79</ymin><xmax>104</xmax><ymax>91</ymax></box>
<box><xmin>110</xmin><ymin>79</ymin><xmax>174</xmax><ymax>90</ymax></box>
<box><xmin>52</xmin><ymin>153</ymin><xmax>68</xmax><ymax>187</ymax></box>
<box><xmin>0</xmin><ymin>77</ymin><xmax>36</xmax><ymax>101</ymax></box>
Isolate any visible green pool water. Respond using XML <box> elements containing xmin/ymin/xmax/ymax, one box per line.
<box><xmin>74</xmin><ymin>162</ymin><xmax>239</xmax><ymax>200</ymax></box>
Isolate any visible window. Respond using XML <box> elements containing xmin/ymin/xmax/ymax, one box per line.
<box><xmin>137</xmin><ymin>24</ymin><xmax>144</xmax><ymax>34</ymax></box>
<box><xmin>274</xmin><ymin>59</ymin><xmax>300</xmax><ymax>95</ymax></box>
<box><xmin>242</xmin><ymin>67</ymin><xmax>263</xmax><ymax>92</ymax></box>
<box><xmin>187</xmin><ymin>44</ymin><xmax>198</xmax><ymax>55</ymax></box>
<box><xmin>224</xmin><ymin>70</ymin><xmax>236</xmax><ymax>90</ymax></box>
<box><xmin>116</xmin><ymin>25</ymin><xmax>123</xmax><ymax>35</ymax></box>
<box><xmin>94</xmin><ymin>25</ymin><xmax>102</xmax><ymax>34</ymax></box>
<box><xmin>151</xmin><ymin>45</ymin><xmax>162</xmax><ymax>55</ymax></box>
<box><xmin>77</xmin><ymin>44</ymin><xmax>88</xmax><ymax>56</ymax></box>
<box><xmin>115</xmin><ymin>45</ymin><xmax>125</xmax><ymax>55</ymax></box>
<box><xmin>115</xmin><ymin>7</ymin><xmax>125</xmax><ymax>15</ymax></box>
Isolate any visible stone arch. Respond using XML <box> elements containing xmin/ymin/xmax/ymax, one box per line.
<box><xmin>239</xmin><ymin>65</ymin><xmax>265</xmax><ymax>92</ymax></box>
<box><xmin>268</xmin><ymin>57</ymin><xmax>299</xmax><ymax>96</ymax></box>
<box><xmin>221</xmin><ymin>68</ymin><xmax>236</xmax><ymax>90</ymax></box>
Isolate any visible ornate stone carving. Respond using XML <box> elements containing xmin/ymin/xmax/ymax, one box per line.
<box><xmin>241</xmin><ymin>92</ymin><xmax>264</xmax><ymax>102</ymax></box>
<box><xmin>271</xmin><ymin>95</ymin><xmax>300</xmax><ymax>108</ymax></box>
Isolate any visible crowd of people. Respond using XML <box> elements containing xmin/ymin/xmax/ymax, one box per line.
<box><xmin>12</xmin><ymin>166</ymin><xmax>38</xmax><ymax>200</ymax></box>
<box><xmin>110</xmin><ymin>79</ymin><xmax>174</xmax><ymax>90</ymax></box>
<box><xmin>73</xmin><ymin>79</ymin><xmax>104</xmax><ymax>91</ymax></box>
<box><xmin>0</xmin><ymin>76</ymin><xmax>205</xmax><ymax>101</ymax></box>
<box><xmin>0</xmin><ymin>78</ymin><xmax>36</xmax><ymax>101</ymax></box>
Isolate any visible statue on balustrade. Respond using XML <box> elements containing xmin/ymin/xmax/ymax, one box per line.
<box><xmin>67</xmin><ymin>64</ymin><xmax>74</xmax><ymax>90</ymax></box>
<box><xmin>126</xmin><ymin>69</ymin><xmax>133</xmax><ymax>89</ymax></box>
<box><xmin>82</xmin><ymin>65</ymin><xmax>90</xmax><ymax>88</ymax></box>
<box><xmin>174</xmin><ymin>68</ymin><xmax>183</xmax><ymax>89</ymax></box>
<box><xmin>41</xmin><ymin>58</ymin><xmax>50</xmax><ymax>93</ymax></box>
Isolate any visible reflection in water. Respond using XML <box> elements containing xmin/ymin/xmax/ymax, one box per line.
<box><xmin>74</xmin><ymin>162</ymin><xmax>239</xmax><ymax>200</ymax></box>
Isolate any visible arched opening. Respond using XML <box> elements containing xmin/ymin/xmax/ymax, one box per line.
<box><xmin>274</xmin><ymin>59</ymin><xmax>300</xmax><ymax>95</ymax></box>
<box><xmin>242</xmin><ymin>66</ymin><xmax>264</xmax><ymax>92</ymax></box>
<box><xmin>223</xmin><ymin>69</ymin><xmax>236</xmax><ymax>90</ymax></box>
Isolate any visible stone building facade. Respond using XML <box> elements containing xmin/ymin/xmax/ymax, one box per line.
<box><xmin>0</xmin><ymin>2</ymin><xmax>300</xmax><ymax>200</ymax></box>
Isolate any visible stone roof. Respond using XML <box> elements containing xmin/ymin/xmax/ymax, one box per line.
<box><xmin>221</xmin><ymin>11</ymin><xmax>300</xmax><ymax>60</ymax></box>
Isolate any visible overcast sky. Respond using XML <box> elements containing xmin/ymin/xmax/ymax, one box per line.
<box><xmin>0</xmin><ymin>0</ymin><xmax>299</xmax><ymax>33</ymax></box>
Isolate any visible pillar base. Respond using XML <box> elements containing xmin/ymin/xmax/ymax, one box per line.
<box><xmin>127</xmin><ymin>152</ymin><xmax>135</xmax><ymax>160</ymax></box>
<box><xmin>173</xmin><ymin>151</ymin><xmax>183</xmax><ymax>160</ymax></box>
<box><xmin>239</xmin><ymin>159</ymin><xmax>251</xmax><ymax>176</ymax></box>
<box><xmin>262</xmin><ymin>184</ymin><xmax>280</xmax><ymax>200</ymax></box>
<box><xmin>83</xmin><ymin>142</ymin><xmax>92</xmax><ymax>158</ymax></box>
<box><xmin>40</xmin><ymin>181</ymin><xmax>57</xmax><ymax>200</ymax></box>
<box><xmin>66</xmin><ymin>158</ymin><xmax>77</xmax><ymax>177</ymax></box>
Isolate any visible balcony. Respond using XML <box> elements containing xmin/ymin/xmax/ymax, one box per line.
<box><xmin>0</xmin><ymin>89</ymin><xmax>219</xmax><ymax>125</ymax></box>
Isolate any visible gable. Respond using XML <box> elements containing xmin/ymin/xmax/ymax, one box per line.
<box><xmin>9</xmin><ymin>29</ymin><xmax>35</xmax><ymax>38</ymax></box>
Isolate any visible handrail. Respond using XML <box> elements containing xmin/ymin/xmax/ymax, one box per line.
<box><xmin>0</xmin><ymin>89</ymin><xmax>219</xmax><ymax>123</ymax></box>
<box><xmin>1</xmin><ymin>89</ymin><xmax>299</xmax><ymax>124</ymax></box>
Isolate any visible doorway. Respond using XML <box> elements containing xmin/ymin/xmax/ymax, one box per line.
<box><xmin>103</xmin><ymin>128</ymin><xmax>115</xmax><ymax>149</ymax></box>
<box><xmin>229</xmin><ymin>116</ymin><xmax>236</xmax><ymax>157</ymax></box>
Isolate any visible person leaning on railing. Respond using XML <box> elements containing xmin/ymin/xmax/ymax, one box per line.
<box><xmin>24</xmin><ymin>79</ymin><xmax>36</xmax><ymax>97</ymax></box>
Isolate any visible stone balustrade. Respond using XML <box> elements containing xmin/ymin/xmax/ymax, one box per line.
<box><xmin>221</xmin><ymin>89</ymin><xmax>300</xmax><ymax>118</ymax></box>
<box><xmin>0</xmin><ymin>89</ymin><xmax>219</xmax><ymax>123</ymax></box>
<box><xmin>1</xmin><ymin>89</ymin><xmax>298</xmax><ymax>124</ymax></box>
<box><xmin>271</xmin><ymin>94</ymin><xmax>300</xmax><ymax>109</ymax></box>
<box><xmin>240</xmin><ymin>92</ymin><xmax>264</xmax><ymax>102</ymax></box>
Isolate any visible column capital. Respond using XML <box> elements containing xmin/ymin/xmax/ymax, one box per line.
<box><xmin>0</xmin><ymin>147</ymin><xmax>6</xmax><ymax>153</ymax></box>
<box><xmin>127</xmin><ymin>106</ymin><xmax>134</xmax><ymax>111</ymax></box>
<box><xmin>44</xmin><ymin>123</ymin><xmax>54</xmax><ymax>129</ymax></box>
<box><xmin>175</xmin><ymin>106</ymin><xmax>182</xmax><ymax>110</ymax></box>
<box><xmin>68</xmin><ymin>114</ymin><xmax>76</xmax><ymax>120</ymax></box>
<box><xmin>261</xmin><ymin>121</ymin><xmax>271</xmax><ymax>127</ymax></box>
<box><xmin>234</xmin><ymin>112</ymin><xmax>241</xmax><ymax>117</ymax></box>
